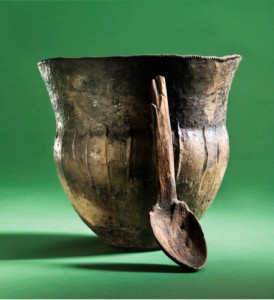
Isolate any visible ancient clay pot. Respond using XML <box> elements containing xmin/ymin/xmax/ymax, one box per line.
<box><xmin>38</xmin><ymin>55</ymin><xmax>241</xmax><ymax>248</ymax></box>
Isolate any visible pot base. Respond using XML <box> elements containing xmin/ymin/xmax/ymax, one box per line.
<box><xmin>80</xmin><ymin>216</ymin><xmax>159</xmax><ymax>249</ymax></box>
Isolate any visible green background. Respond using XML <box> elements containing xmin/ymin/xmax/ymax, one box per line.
<box><xmin>1</xmin><ymin>0</ymin><xmax>273</xmax><ymax>298</ymax></box>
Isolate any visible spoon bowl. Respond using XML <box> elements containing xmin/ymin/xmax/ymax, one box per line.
<box><xmin>150</xmin><ymin>200</ymin><xmax>207</xmax><ymax>271</ymax></box>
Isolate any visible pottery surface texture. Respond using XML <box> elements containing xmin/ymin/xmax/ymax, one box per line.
<box><xmin>38</xmin><ymin>55</ymin><xmax>241</xmax><ymax>248</ymax></box>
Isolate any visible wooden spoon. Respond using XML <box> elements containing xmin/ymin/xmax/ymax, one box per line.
<box><xmin>150</xmin><ymin>75</ymin><xmax>207</xmax><ymax>271</ymax></box>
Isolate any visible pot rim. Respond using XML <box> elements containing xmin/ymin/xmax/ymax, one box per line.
<box><xmin>37</xmin><ymin>54</ymin><xmax>242</xmax><ymax>66</ymax></box>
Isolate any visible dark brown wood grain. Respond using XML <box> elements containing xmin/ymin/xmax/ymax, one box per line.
<box><xmin>151</xmin><ymin>76</ymin><xmax>176</xmax><ymax>208</ymax></box>
<box><xmin>150</xmin><ymin>75</ymin><xmax>207</xmax><ymax>271</ymax></box>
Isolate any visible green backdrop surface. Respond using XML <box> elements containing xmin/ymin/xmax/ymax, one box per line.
<box><xmin>0</xmin><ymin>0</ymin><xmax>273</xmax><ymax>298</ymax></box>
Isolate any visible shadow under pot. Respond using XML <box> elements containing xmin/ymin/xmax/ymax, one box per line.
<box><xmin>38</xmin><ymin>54</ymin><xmax>241</xmax><ymax>249</ymax></box>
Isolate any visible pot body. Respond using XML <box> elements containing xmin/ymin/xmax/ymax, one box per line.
<box><xmin>38</xmin><ymin>55</ymin><xmax>241</xmax><ymax>248</ymax></box>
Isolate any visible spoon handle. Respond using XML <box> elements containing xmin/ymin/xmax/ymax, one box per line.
<box><xmin>151</xmin><ymin>75</ymin><xmax>177</xmax><ymax>209</ymax></box>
